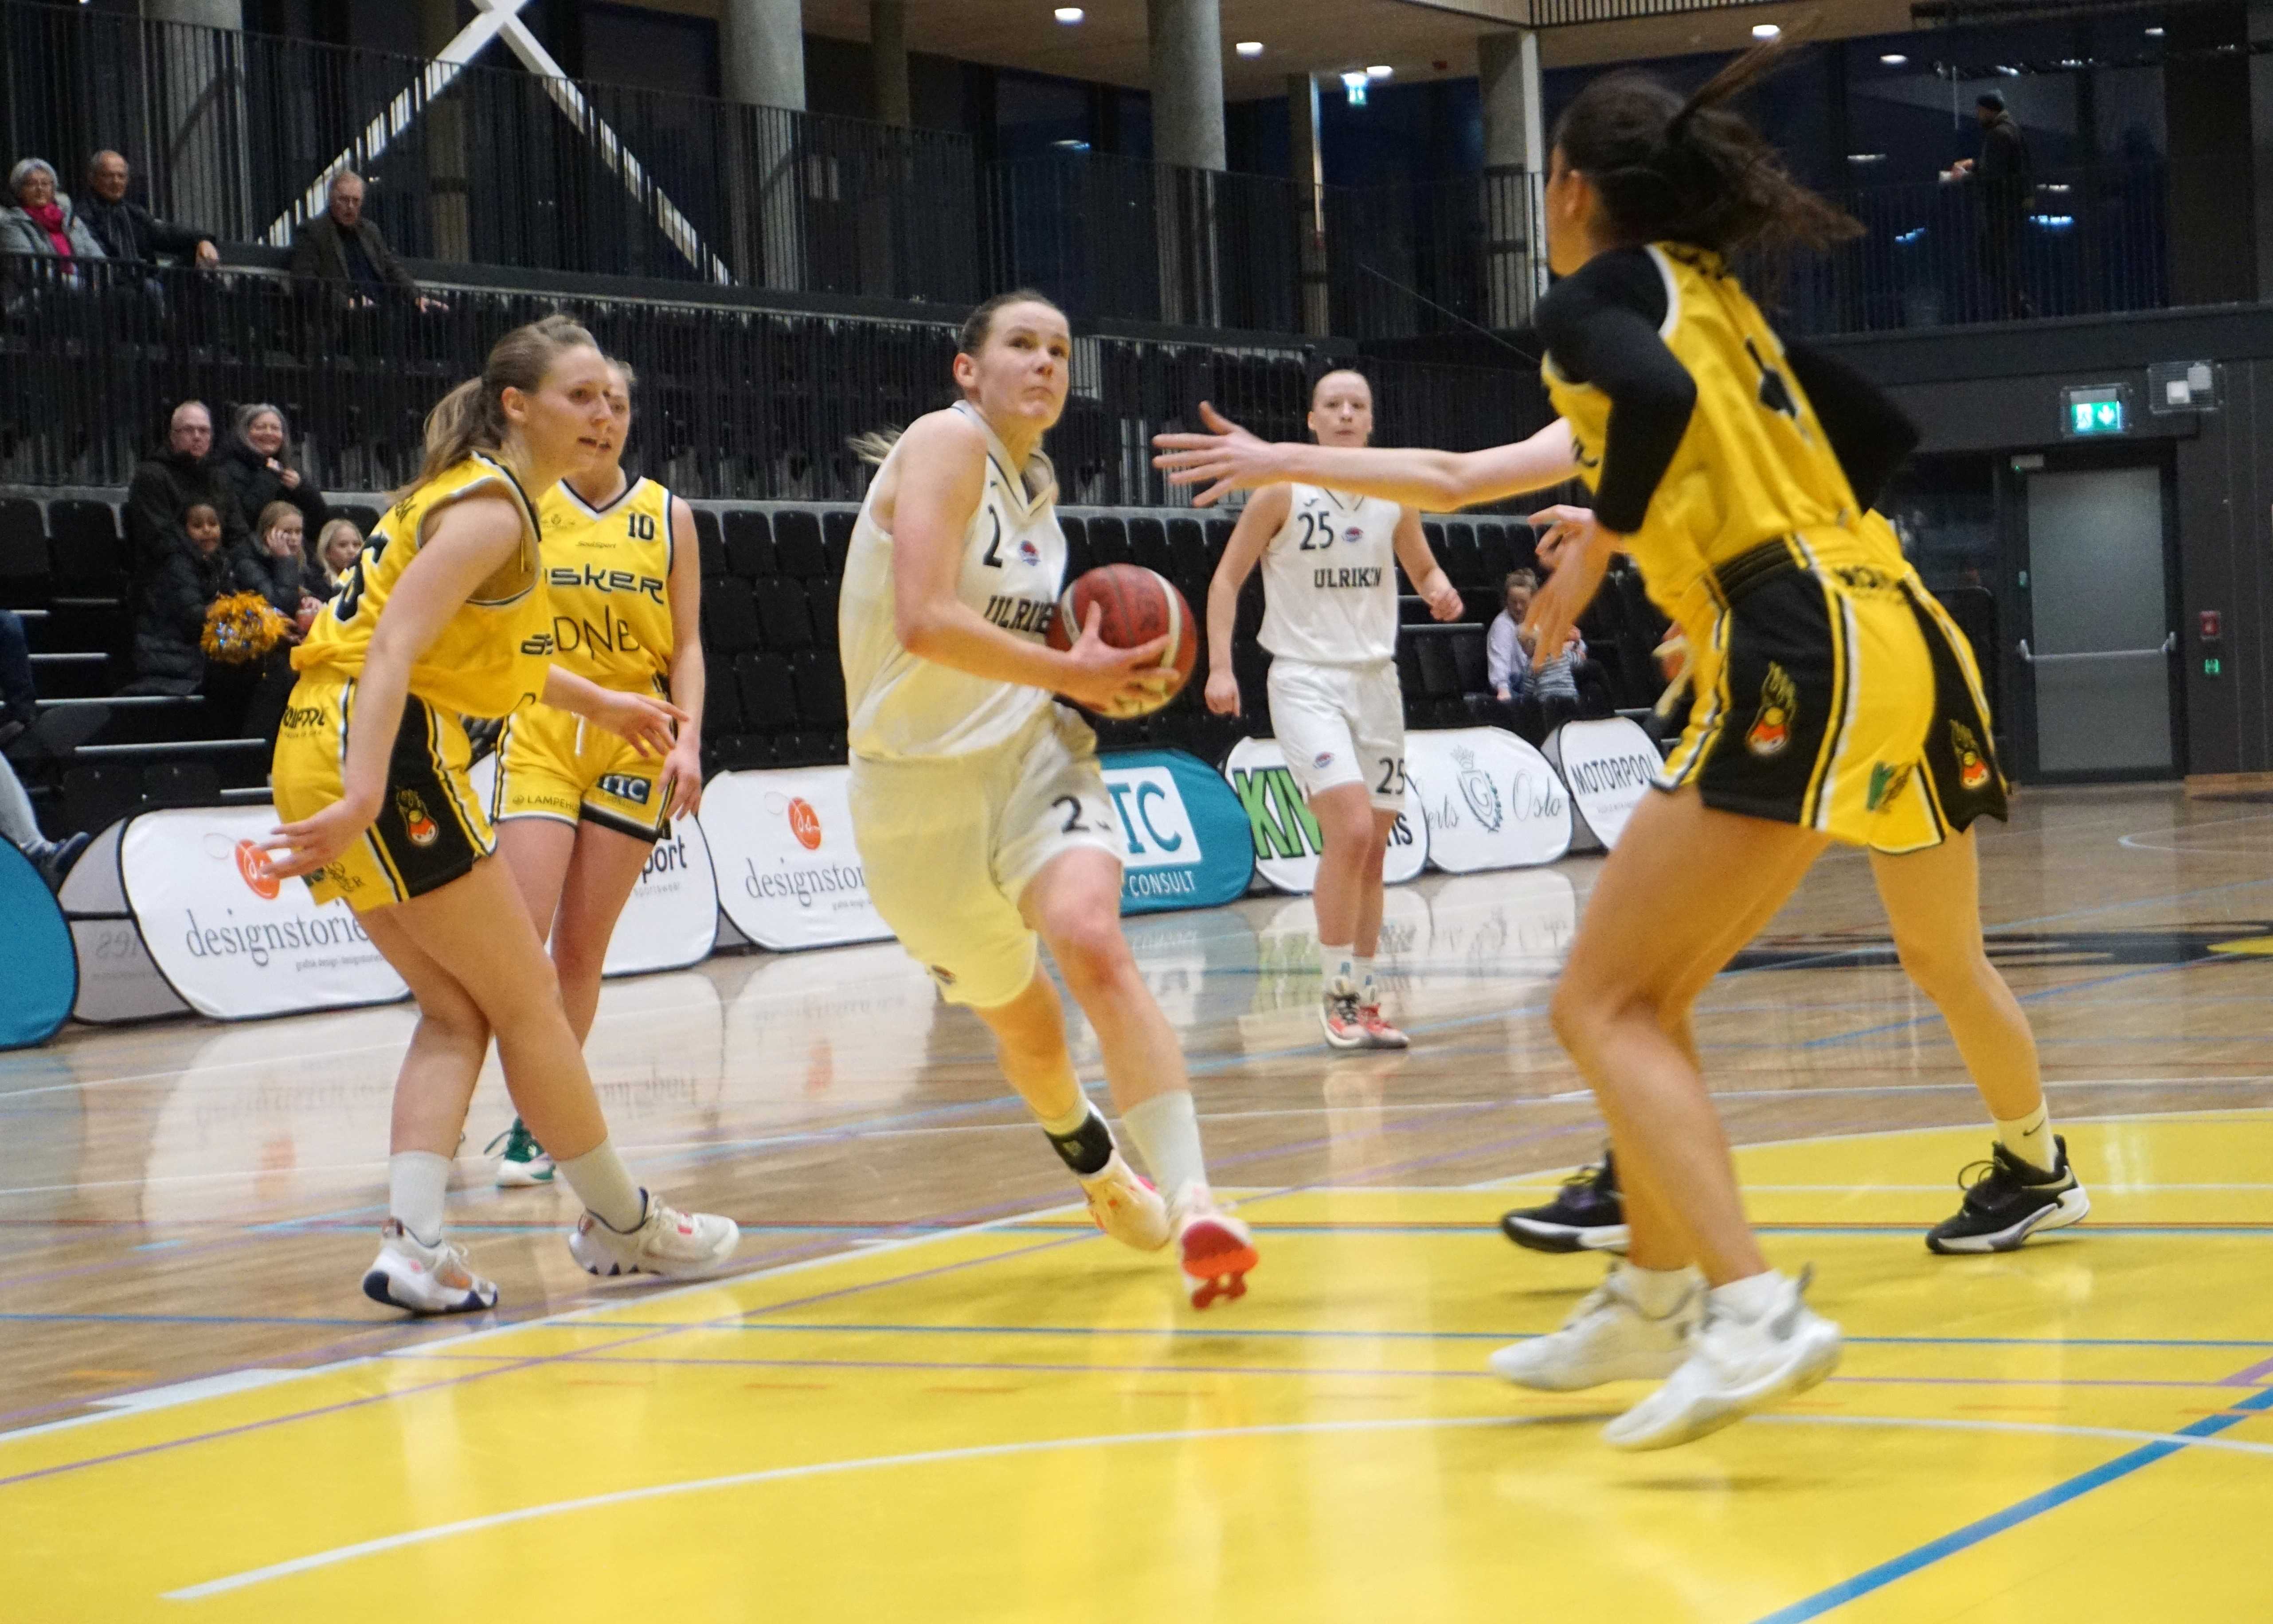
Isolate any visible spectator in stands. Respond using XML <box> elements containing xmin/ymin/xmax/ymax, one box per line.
<box><xmin>233</xmin><ymin>502</ymin><xmax>322</xmax><ymax>635</ymax></box>
<box><xmin>77</xmin><ymin>151</ymin><xmax>218</xmax><ymax>267</ymax></box>
<box><xmin>215</xmin><ymin>403</ymin><xmax>327</xmax><ymax>545</ymax></box>
<box><xmin>1943</xmin><ymin>92</ymin><xmax>2034</xmax><ymax>319</ymax></box>
<box><xmin>127</xmin><ymin>500</ymin><xmax>228</xmax><ymax>695</ymax></box>
<box><xmin>0</xmin><ymin>753</ymin><xmax>84</xmax><ymax>889</ymax></box>
<box><xmin>0</xmin><ymin>159</ymin><xmax>106</xmax><ymax>261</ymax></box>
<box><xmin>125</xmin><ymin>400</ymin><xmax>250</xmax><ymax>576</ymax></box>
<box><xmin>313</xmin><ymin>517</ymin><xmax>364</xmax><ymax>595</ymax></box>
<box><xmin>289</xmin><ymin>171</ymin><xmax>444</xmax><ymax>312</ymax></box>
<box><xmin>1488</xmin><ymin>570</ymin><xmax>1538</xmax><ymax>703</ymax></box>
<box><xmin>0</xmin><ymin>607</ymin><xmax>97</xmax><ymax>888</ymax></box>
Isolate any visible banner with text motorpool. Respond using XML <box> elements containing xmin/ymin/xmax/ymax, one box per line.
<box><xmin>1220</xmin><ymin>735</ymin><xmax>1429</xmax><ymax>895</ymax></box>
<box><xmin>702</xmin><ymin>766</ymin><xmax>893</xmax><ymax>951</ymax></box>
<box><xmin>118</xmin><ymin>807</ymin><xmax>409</xmax><ymax>1020</ymax></box>
<box><xmin>1098</xmin><ymin>749</ymin><xmax>1255</xmax><ymax>915</ymax></box>
<box><xmin>1404</xmin><ymin>727</ymin><xmax>1573</xmax><ymax>872</ymax></box>
<box><xmin>1544</xmin><ymin>717</ymin><xmax>1663</xmax><ymax>851</ymax></box>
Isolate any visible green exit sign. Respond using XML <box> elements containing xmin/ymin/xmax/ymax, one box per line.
<box><xmin>2062</xmin><ymin>384</ymin><xmax>2127</xmax><ymax>438</ymax></box>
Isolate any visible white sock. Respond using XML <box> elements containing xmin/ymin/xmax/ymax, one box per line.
<box><xmin>1122</xmin><ymin>1091</ymin><xmax>1209</xmax><ymax>1208</ymax></box>
<box><xmin>1995</xmin><ymin>1102</ymin><xmax>2057</xmax><ymax>1174</ymax></box>
<box><xmin>1709</xmin><ymin>1270</ymin><xmax>1787</xmax><ymax>1324</ymax></box>
<box><xmin>555</xmin><ymin>1139</ymin><xmax>647</xmax><ymax>1233</ymax></box>
<box><xmin>1355</xmin><ymin>956</ymin><xmax>1377</xmax><ymax>1004</ymax></box>
<box><xmin>1319</xmin><ymin>942</ymin><xmax>1355</xmax><ymax>998</ymax></box>
<box><xmin>387</xmin><ymin>1151</ymin><xmax>451</xmax><ymax>1249</ymax></box>
<box><xmin>1616</xmin><ymin>1261</ymin><xmax>1699</xmax><ymax>1319</ymax></box>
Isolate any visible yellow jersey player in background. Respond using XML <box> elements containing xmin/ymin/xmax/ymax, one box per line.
<box><xmin>487</xmin><ymin>358</ymin><xmax>704</xmax><ymax>1188</ymax></box>
<box><xmin>265</xmin><ymin>316</ymin><xmax>737</xmax><ymax>1314</ymax></box>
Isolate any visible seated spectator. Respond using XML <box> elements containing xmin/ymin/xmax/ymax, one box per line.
<box><xmin>288</xmin><ymin>170</ymin><xmax>444</xmax><ymax>312</ymax></box>
<box><xmin>0</xmin><ymin>158</ymin><xmax>106</xmax><ymax>261</ymax></box>
<box><xmin>233</xmin><ymin>502</ymin><xmax>322</xmax><ymax>634</ymax></box>
<box><xmin>313</xmin><ymin>517</ymin><xmax>364</xmax><ymax>595</ymax></box>
<box><xmin>1520</xmin><ymin>621</ymin><xmax>1584</xmax><ymax>734</ymax></box>
<box><xmin>125</xmin><ymin>401</ymin><xmax>250</xmax><ymax>577</ymax></box>
<box><xmin>215</xmin><ymin>403</ymin><xmax>327</xmax><ymax>544</ymax></box>
<box><xmin>0</xmin><ymin>753</ymin><xmax>83</xmax><ymax>890</ymax></box>
<box><xmin>127</xmin><ymin>501</ymin><xmax>229</xmax><ymax>695</ymax></box>
<box><xmin>0</xmin><ymin>606</ymin><xmax>99</xmax><ymax>889</ymax></box>
<box><xmin>77</xmin><ymin>151</ymin><xmax>217</xmax><ymax>267</ymax></box>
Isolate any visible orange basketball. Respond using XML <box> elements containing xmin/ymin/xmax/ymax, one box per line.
<box><xmin>1047</xmin><ymin>563</ymin><xmax>1198</xmax><ymax>717</ymax></box>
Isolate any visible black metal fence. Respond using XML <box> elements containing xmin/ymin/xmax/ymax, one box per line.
<box><xmin>0</xmin><ymin>256</ymin><xmax>1542</xmax><ymax>504</ymax></box>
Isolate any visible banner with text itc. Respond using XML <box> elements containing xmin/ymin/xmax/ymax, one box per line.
<box><xmin>119</xmin><ymin>806</ymin><xmax>409</xmax><ymax>1020</ymax></box>
<box><xmin>1220</xmin><ymin>735</ymin><xmax>1429</xmax><ymax>895</ymax></box>
<box><xmin>1545</xmin><ymin>717</ymin><xmax>1663</xmax><ymax>851</ymax></box>
<box><xmin>702</xmin><ymin>767</ymin><xmax>893</xmax><ymax>951</ymax></box>
<box><xmin>1404</xmin><ymin>727</ymin><xmax>1573</xmax><ymax>872</ymax></box>
<box><xmin>1098</xmin><ymin>749</ymin><xmax>1255</xmax><ymax>915</ymax></box>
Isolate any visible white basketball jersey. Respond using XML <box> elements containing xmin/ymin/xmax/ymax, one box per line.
<box><xmin>1257</xmin><ymin>484</ymin><xmax>1403</xmax><ymax>666</ymax></box>
<box><xmin>841</xmin><ymin>402</ymin><xmax>1068</xmax><ymax>761</ymax></box>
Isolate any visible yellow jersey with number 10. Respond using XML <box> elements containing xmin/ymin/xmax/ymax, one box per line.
<box><xmin>293</xmin><ymin>454</ymin><xmax>555</xmax><ymax>719</ymax></box>
<box><xmin>538</xmin><ymin>475</ymin><xmax>676</xmax><ymax>694</ymax></box>
<box><xmin>1544</xmin><ymin>243</ymin><xmax>1865</xmax><ymax>634</ymax></box>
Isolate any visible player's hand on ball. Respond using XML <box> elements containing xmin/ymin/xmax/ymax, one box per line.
<box><xmin>1205</xmin><ymin>668</ymin><xmax>1242</xmax><ymax>717</ymax></box>
<box><xmin>591</xmin><ymin>689</ymin><xmax>689</xmax><ymax>757</ymax></box>
<box><xmin>1151</xmin><ymin>403</ymin><xmax>1287</xmax><ymax>508</ymax></box>
<box><xmin>1061</xmin><ymin>602</ymin><xmax>1171</xmax><ymax>716</ymax></box>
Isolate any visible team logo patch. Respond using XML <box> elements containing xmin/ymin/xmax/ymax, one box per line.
<box><xmin>1951</xmin><ymin>721</ymin><xmax>1992</xmax><ymax>792</ymax></box>
<box><xmin>1018</xmin><ymin>538</ymin><xmax>1041</xmax><ymax>566</ymax></box>
<box><xmin>1453</xmin><ymin>745</ymin><xmax>1502</xmax><ymax>833</ymax></box>
<box><xmin>396</xmin><ymin>790</ymin><xmax>440</xmax><ymax>847</ymax></box>
<box><xmin>1313</xmin><ymin>751</ymin><xmax>1335</xmax><ymax>771</ymax></box>
<box><xmin>787</xmin><ymin>796</ymin><xmax>823</xmax><ymax>851</ymax></box>
<box><xmin>1342</xmin><ymin>527</ymin><xmax>1364</xmax><ymax>546</ymax></box>
<box><xmin>233</xmin><ymin>839</ymin><xmax>280</xmax><ymax>901</ymax></box>
<box><xmin>597</xmin><ymin>773</ymin><xmax>651</xmax><ymax>805</ymax></box>
<box><xmin>1746</xmin><ymin>664</ymin><xmax>1798</xmax><ymax>757</ymax></box>
<box><xmin>1866</xmin><ymin>761</ymin><xmax>1914</xmax><ymax>813</ymax></box>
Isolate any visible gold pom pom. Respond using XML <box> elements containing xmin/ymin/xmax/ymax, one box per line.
<box><xmin>201</xmin><ymin>591</ymin><xmax>290</xmax><ymax>665</ymax></box>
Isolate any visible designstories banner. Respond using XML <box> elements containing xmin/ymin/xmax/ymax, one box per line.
<box><xmin>701</xmin><ymin>766</ymin><xmax>893</xmax><ymax>951</ymax></box>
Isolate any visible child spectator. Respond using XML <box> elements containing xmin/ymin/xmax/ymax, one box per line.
<box><xmin>233</xmin><ymin>501</ymin><xmax>322</xmax><ymax>638</ymax></box>
<box><xmin>127</xmin><ymin>501</ymin><xmax>228</xmax><ymax>694</ymax></box>
<box><xmin>313</xmin><ymin>517</ymin><xmax>364</xmax><ymax>596</ymax></box>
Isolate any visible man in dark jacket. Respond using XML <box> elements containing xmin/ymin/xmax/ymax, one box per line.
<box><xmin>288</xmin><ymin>171</ymin><xmax>445</xmax><ymax>311</ymax></box>
<box><xmin>1946</xmin><ymin>93</ymin><xmax>2034</xmax><ymax>319</ymax></box>
<box><xmin>78</xmin><ymin>151</ymin><xmax>218</xmax><ymax>267</ymax></box>
<box><xmin>124</xmin><ymin>402</ymin><xmax>250</xmax><ymax>578</ymax></box>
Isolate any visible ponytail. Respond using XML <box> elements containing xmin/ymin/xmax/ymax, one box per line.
<box><xmin>400</xmin><ymin>313</ymin><xmax>600</xmax><ymax>496</ymax></box>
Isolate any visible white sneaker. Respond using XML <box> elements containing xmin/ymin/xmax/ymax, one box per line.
<box><xmin>1080</xmin><ymin>1151</ymin><xmax>1170</xmax><ymax>1251</ymax></box>
<box><xmin>1487</xmin><ymin>1268</ymin><xmax>1699</xmax><ymax>1391</ymax></box>
<box><xmin>1603</xmin><ymin>1269</ymin><xmax>1843</xmax><ymax>1451</ymax></box>
<box><xmin>567</xmin><ymin>1193</ymin><xmax>740</xmax><ymax>1279</ymax></box>
<box><xmin>1170</xmin><ymin>1188</ymin><xmax>1258</xmax><ymax>1309</ymax></box>
<box><xmin>361</xmin><ymin>1219</ymin><xmax>499</xmax><ymax>1315</ymax></box>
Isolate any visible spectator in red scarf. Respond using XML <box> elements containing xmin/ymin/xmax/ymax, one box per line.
<box><xmin>0</xmin><ymin>159</ymin><xmax>107</xmax><ymax>260</ymax></box>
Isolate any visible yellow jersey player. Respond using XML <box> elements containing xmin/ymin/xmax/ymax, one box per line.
<box><xmin>487</xmin><ymin>359</ymin><xmax>704</xmax><ymax>1188</ymax></box>
<box><xmin>265</xmin><ymin>317</ymin><xmax>737</xmax><ymax>1313</ymax></box>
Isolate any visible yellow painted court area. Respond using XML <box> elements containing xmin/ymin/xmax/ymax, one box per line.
<box><xmin>10</xmin><ymin>1113</ymin><xmax>2273</xmax><ymax>1623</ymax></box>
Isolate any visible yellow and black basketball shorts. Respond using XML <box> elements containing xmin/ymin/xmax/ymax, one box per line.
<box><xmin>491</xmin><ymin>701</ymin><xmax>670</xmax><ymax>843</ymax></box>
<box><xmin>1659</xmin><ymin>538</ymin><xmax>1996</xmax><ymax>854</ymax></box>
<box><xmin>271</xmin><ymin>671</ymin><xmax>497</xmax><ymax>912</ymax></box>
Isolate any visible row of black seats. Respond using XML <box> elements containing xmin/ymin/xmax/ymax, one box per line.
<box><xmin>0</xmin><ymin>493</ymin><xmax>387</xmax><ymax>604</ymax></box>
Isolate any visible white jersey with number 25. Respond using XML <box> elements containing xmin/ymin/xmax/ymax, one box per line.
<box><xmin>1257</xmin><ymin>483</ymin><xmax>1402</xmax><ymax>667</ymax></box>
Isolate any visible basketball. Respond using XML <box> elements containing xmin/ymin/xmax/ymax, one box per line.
<box><xmin>1046</xmin><ymin>563</ymin><xmax>1197</xmax><ymax>716</ymax></box>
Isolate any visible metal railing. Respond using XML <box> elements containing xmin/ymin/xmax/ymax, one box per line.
<box><xmin>0</xmin><ymin>256</ymin><xmax>1541</xmax><ymax>504</ymax></box>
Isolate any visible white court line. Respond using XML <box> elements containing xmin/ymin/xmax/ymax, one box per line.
<box><xmin>160</xmin><ymin>1411</ymin><xmax>2273</xmax><ymax>1601</ymax></box>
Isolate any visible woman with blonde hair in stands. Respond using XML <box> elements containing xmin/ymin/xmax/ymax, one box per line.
<box><xmin>313</xmin><ymin>517</ymin><xmax>365</xmax><ymax>596</ymax></box>
<box><xmin>265</xmin><ymin>315</ymin><xmax>738</xmax><ymax>1314</ymax></box>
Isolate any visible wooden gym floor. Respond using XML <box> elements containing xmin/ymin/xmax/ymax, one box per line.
<box><xmin>5</xmin><ymin>783</ymin><xmax>2272</xmax><ymax>1620</ymax></box>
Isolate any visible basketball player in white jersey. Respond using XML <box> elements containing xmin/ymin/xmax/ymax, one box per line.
<box><xmin>1204</xmin><ymin>370</ymin><xmax>1462</xmax><ymax>1050</ymax></box>
<box><xmin>840</xmin><ymin>290</ymin><xmax>1259</xmax><ymax>1309</ymax></box>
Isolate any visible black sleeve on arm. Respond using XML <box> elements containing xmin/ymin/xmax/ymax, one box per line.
<box><xmin>1781</xmin><ymin>341</ymin><xmax>1919</xmax><ymax>514</ymax></box>
<box><xmin>1537</xmin><ymin>252</ymin><xmax>1697</xmax><ymax>535</ymax></box>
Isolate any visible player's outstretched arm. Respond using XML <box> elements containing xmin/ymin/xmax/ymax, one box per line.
<box><xmin>1154</xmin><ymin>407</ymin><xmax>1579</xmax><ymax>512</ymax></box>
<box><xmin>1202</xmin><ymin>485</ymin><xmax>1284</xmax><ymax>717</ymax></box>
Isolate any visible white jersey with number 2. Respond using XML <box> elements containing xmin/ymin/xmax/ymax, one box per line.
<box><xmin>841</xmin><ymin>401</ymin><xmax>1069</xmax><ymax>761</ymax></box>
<box><xmin>1257</xmin><ymin>483</ymin><xmax>1402</xmax><ymax>667</ymax></box>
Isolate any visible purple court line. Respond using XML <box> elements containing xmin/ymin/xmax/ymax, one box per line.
<box><xmin>2222</xmin><ymin>1352</ymin><xmax>2273</xmax><ymax>1386</ymax></box>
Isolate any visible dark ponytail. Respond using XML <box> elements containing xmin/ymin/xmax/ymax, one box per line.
<box><xmin>849</xmin><ymin>289</ymin><xmax>1066</xmax><ymax>466</ymax></box>
<box><xmin>1552</xmin><ymin>36</ymin><xmax>1858</xmax><ymax>262</ymax></box>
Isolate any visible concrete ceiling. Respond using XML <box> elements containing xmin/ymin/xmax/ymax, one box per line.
<box><xmin>790</xmin><ymin>0</ymin><xmax>1932</xmax><ymax>94</ymax></box>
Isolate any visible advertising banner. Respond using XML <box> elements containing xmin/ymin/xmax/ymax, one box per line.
<box><xmin>1545</xmin><ymin>718</ymin><xmax>1663</xmax><ymax>851</ymax></box>
<box><xmin>599</xmin><ymin>814</ymin><xmax>720</xmax><ymax>977</ymax></box>
<box><xmin>0</xmin><ymin>843</ymin><xmax>74</xmax><ymax>1047</ymax></box>
<box><xmin>59</xmin><ymin>818</ymin><xmax>192</xmax><ymax>1025</ymax></box>
<box><xmin>118</xmin><ymin>807</ymin><xmax>409</xmax><ymax>1020</ymax></box>
<box><xmin>1098</xmin><ymin>748</ymin><xmax>1255</xmax><ymax>915</ymax></box>
<box><xmin>703</xmin><ymin>766</ymin><xmax>893</xmax><ymax>951</ymax></box>
<box><xmin>1405</xmin><ymin>727</ymin><xmax>1573</xmax><ymax>872</ymax></box>
<box><xmin>1220</xmin><ymin>735</ymin><xmax>1428</xmax><ymax>895</ymax></box>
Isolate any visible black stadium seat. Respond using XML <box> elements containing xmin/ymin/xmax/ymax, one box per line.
<box><xmin>756</xmin><ymin>578</ymin><xmax>814</xmax><ymax>653</ymax></box>
<box><xmin>822</xmin><ymin>508</ymin><xmax>856</xmax><ymax>574</ymax></box>
<box><xmin>789</xmin><ymin>649</ymin><xmax>846</xmax><ymax>728</ymax></box>
<box><xmin>723</xmin><ymin>509</ymin><xmax>775</xmax><ymax>579</ymax></box>
<box><xmin>144</xmin><ymin>760</ymin><xmax>220</xmax><ymax>806</ymax></box>
<box><xmin>1088</xmin><ymin>515</ymin><xmax>1132</xmax><ymax>568</ymax></box>
<box><xmin>1475</xmin><ymin>520</ymin><xmax>1517</xmax><ymax>586</ymax></box>
<box><xmin>692</xmin><ymin>508</ymin><xmax>725</xmax><ymax>578</ymax></box>
<box><xmin>734</xmin><ymin>652</ymin><xmax>798</xmax><ymax>730</ymax></box>
<box><xmin>330</xmin><ymin>503</ymin><xmax>383</xmax><ymax>538</ymax></box>
<box><xmin>1449</xmin><ymin>625</ymin><xmax>1488</xmax><ymax>693</ymax></box>
<box><xmin>703</xmin><ymin>674</ymin><xmax>746</xmax><ymax>736</ymax></box>
<box><xmin>773</xmin><ymin>510</ymin><xmax>828</xmax><ymax>579</ymax></box>
<box><xmin>47</xmin><ymin>500</ymin><xmax>124</xmax><ymax>590</ymax></box>
<box><xmin>63</xmin><ymin>762</ymin><xmax>141</xmax><ymax>834</ymax></box>
<box><xmin>1060</xmin><ymin>515</ymin><xmax>1094</xmax><ymax>577</ymax></box>
<box><xmin>0</xmin><ymin>498</ymin><xmax>47</xmax><ymax>604</ymax></box>
<box><xmin>1126</xmin><ymin>515</ymin><xmax>1170</xmax><ymax>575</ymax></box>
<box><xmin>701</xmin><ymin>578</ymin><xmax>762</xmax><ymax>655</ymax></box>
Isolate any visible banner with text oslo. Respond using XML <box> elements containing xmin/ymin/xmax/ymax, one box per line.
<box><xmin>1404</xmin><ymin>727</ymin><xmax>1572</xmax><ymax>872</ymax></box>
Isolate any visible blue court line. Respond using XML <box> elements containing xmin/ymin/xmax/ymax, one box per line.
<box><xmin>1747</xmin><ymin>1384</ymin><xmax>2273</xmax><ymax>1623</ymax></box>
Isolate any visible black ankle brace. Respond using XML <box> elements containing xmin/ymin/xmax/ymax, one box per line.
<box><xmin>1044</xmin><ymin>1110</ymin><xmax>1115</xmax><ymax>1177</ymax></box>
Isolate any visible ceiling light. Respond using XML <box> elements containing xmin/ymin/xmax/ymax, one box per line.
<box><xmin>1847</xmin><ymin>152</ymin><xmax>1886</xmax><ymax>164</ymax></box>
<box><xmin>1367</xmin><ymin>64</ymin><xmax>1394</xmax><ymax>78</ymax></box>
<box><xmin>1752</xmin><ymin>23</ymin><xmax>1780</xmax><ymax>40</ymax></box>
<box><xmin>1880</xmin><ymin>53</ymin><xmax>1908</xmax><ymax>65</ymax></box>
<box><xmin>1235</xmin><ymin>41</ymin><xmax>1264</xmax><ymax>58</ymax></box>
<box><xmin>1053</xmin><ymin>7</ymin><xmax>1083</xmax><ymax>23</ymax></box>
<box><xmin>2144</xmin><ymin>26</ymin><xmax>2165</xmax><ymax>37</ymax></box>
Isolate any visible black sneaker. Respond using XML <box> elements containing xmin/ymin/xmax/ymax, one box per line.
<box><xmin>1500</xmin><ymin>1152</ymin><xmax>1630</xmax><ymax>1254</ymax></box>
<box><xmin>33</xmin><ymin>830</ymin><xmax>89</xmax><ymax>892</ymax></box>
<box><xmin>1925</xmin><ymin>1136</ymin><xmax>2090</xmax><ymax>1254</ymax></box>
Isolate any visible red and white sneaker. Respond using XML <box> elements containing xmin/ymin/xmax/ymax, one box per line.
<box><xmin>361</xmin><ymin>1219</ymin><xmax>499</xmax><ymax>1316</ymax></box>
<box><xmin>1080</xmin><ymin>1151</ymin><xmax>1170</xmax><ymax>1252</ymax></box>
<box><xmin>568</xmin><ymin>1192</ymin><xmax>740</xmax><ymax>1279</ymax></box>
<box><xmin>1319</xmin><ymin>990</ymin><xmax>1365</xmax><ymax>1050</ymax></box>
<box><xmin>1171</xmin><ymin>1189</ymin><xmax>1258</xmax><ymax>1309</ymax></box>
<box><xmin>1356</xmin><ymin>1003</ymin><xmax>1408</xmax><ymax>1050</ymax></box>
